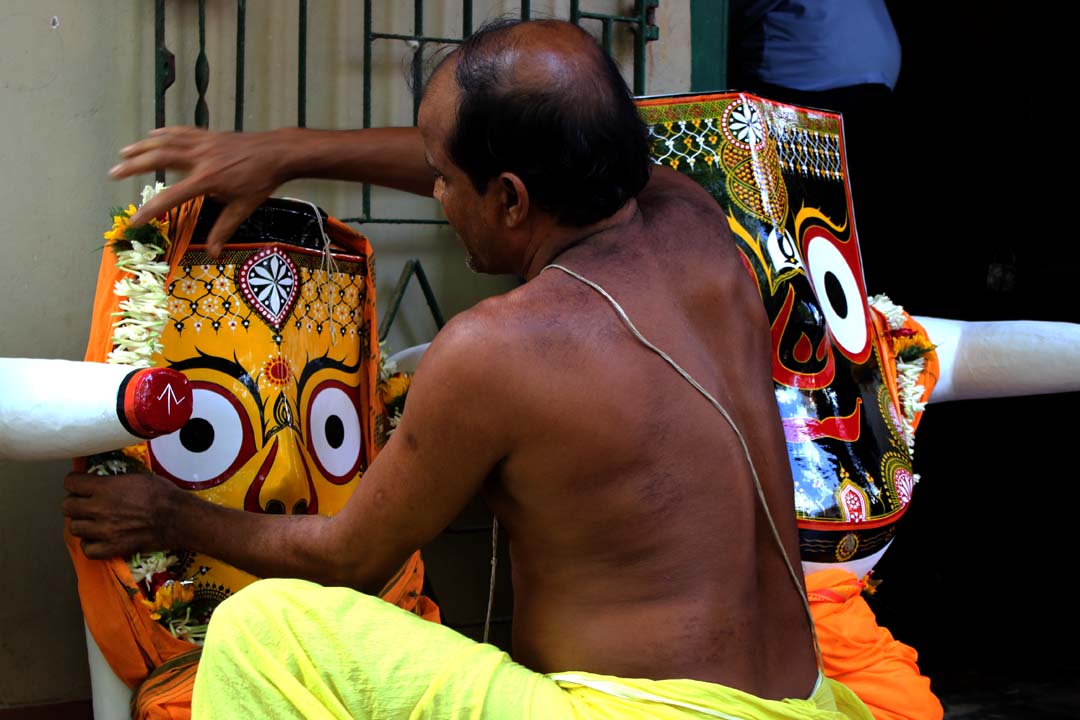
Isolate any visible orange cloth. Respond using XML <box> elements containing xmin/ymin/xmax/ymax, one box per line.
<box><xmin>67</xmin><ymin>198</ymin><xmax>437</xmax><ymax>720</ymax></box>
<box><xmin>807</xmin><ymin>569</ymin><xmax>943</xmax><ymax>720</ymax></box>
<box><xmin>811</xmin><ymin>311</ymin><xmax>942</xmax><ymax>720</ymax></box>
<box><xmin>870</xmin><ymin>310</ymin><xmax>940</xmax><ymax>436</ymax></box>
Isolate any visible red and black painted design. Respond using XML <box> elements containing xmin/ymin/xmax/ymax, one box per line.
<box><xmin>638</xmin><ymin>92</ymin><xmax>913</xmax><ymax>566</ymax></box>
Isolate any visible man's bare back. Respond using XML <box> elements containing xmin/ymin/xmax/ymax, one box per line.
<box><xmin>416</xmin><ymin>168</ymin><xmax>819</xmax><ymax>699</ymax></box>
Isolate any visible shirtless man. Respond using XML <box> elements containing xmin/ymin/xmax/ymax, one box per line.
<box><xmin>63</xmin><ymin>19</ymin><xmax>871</xmax><ymax>718</ymax></box>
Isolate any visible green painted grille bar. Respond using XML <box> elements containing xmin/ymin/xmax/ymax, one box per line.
<box><xmin>298</xmin><ymin>0</ymin><xmax>308</xmax><ymax>127</ymax></box>
<box><xmin>153</xmin><ymin>2</ymin><xmax>661</xmax><ymax>207</ymax></box>
<box><xmin>154</xmin><ymin>0</ymin><xmax>174</xmax><ymax>183</ymax></box>
<box><xmin>357</xmin><ymin>1</ymin><xmax>657</xmax><ymax>226</ymax></box>
<box><xmin>195</xmin><ymin>0</ymin><xmax>209</xmax><ymax>128</ymax></box>
<box><xmin>235</xmin><ymin>0</ymin><xmax>246</xmax><ymax>131</ymax></box>
<box><xmin>690</xmin><ymin>0</ymin><xmax>727</xmax><ymax>92</ymax></box>
<box><xmin>570</xmin><ymin>0</ymin><xmax>658</xmax><ymax>96</ymax></box>
<box><xmin>411</xmin><ymin>2</ymin><xmax>424</xmax><ymax>125</ymax></box>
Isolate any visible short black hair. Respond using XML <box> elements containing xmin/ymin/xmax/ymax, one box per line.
<box><xmin>445</xmin><ymin>19</ymin><xmax>650</xmax><ymax>227</ymax></box>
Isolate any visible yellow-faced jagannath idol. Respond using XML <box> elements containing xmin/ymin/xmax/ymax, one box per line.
<box><xmin>70</xmin><ymin>195</ymin><xmax>436</xmax><ymax>718</ymax></box>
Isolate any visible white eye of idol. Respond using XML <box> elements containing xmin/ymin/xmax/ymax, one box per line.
<box><xmin>803</xmin><ymin>231</ymin><xmax>869</xmax><ymax>359</ymax></box>
<box><xmin>307</xmin><ymin>382</ymin><xmax>362</xmax><ymax>482</ymax></box>
<box><xmin>149</xmin><ymin>386</ymin><xmax>250</xmax><ymax>486</ymax></box>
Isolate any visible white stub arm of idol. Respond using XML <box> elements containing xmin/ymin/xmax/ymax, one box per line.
<box><xmin>387</xmin><ymin>342</ymin><xmax>431</xmax><ymax>374</ymax></box>
<box><xmin>914</xmin><ymin>317</ymin><xmax>1080</xmax><ymax>404</ymax></box>
<box><xmin>0</xmin><ymin>358</ymin><xmax>193</xmax><ymax>462</ymax></box>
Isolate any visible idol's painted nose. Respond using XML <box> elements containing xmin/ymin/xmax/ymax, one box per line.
<box><xmin>243</xmin><ymin>435</ymin><xmax>319</xmax><ymax>515</ymax></box>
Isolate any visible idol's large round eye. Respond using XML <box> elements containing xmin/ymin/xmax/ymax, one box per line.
<box><xmin>149</xmin><ymin>383</ymin><xmax>255</xmax><ymax>489</ymax></box>
<box><xmin>803</xmin><ymin>229</ymin><xmax>870</xmax><ymax>361</ymax></box>
<box><xmin>306</xmin><ymin>380</ymin><xmax>362</xmax><ymax>484</ymax></box>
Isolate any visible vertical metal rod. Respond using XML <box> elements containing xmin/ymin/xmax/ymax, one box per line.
<box><xmin>630</xmin><ymin>0</ymin><xmax>652</xmax><ymax>95</ymax></box>
<box><xmin>412</xmin><ymin>0</ymin><xmax>424</xmax><ymax>124</ymax></box>
<box><xmin>521</xmin><ymin>0</ymin><xmax>530</xmax><ymax>20</ymax></box>
<box><xmin>570</xmin><ymin>0</ymin><xmax>580</xmax><ymax>24</ymax></box>
<box><xmin>154</xmin><ymin>0</ymin><xmax>168</xmax><ymax>183</ymax></box>
<box><xmin>235</xmin><ymin>0</ymin><xmax>246</xmax><ymax>131</ymax></box>
<box><xmin>463</xmin><ymin>0</ymin><xmax>473</xmax><ymax>37</ymax></box>
<box><xmin>602</xmin><ymin>18</ymin><xmax>612</xmax><ymax>54</ymax></box>
<box><xmin>195</xmin><ymin>0</ymin><xmax>210</xmax><ymax>127</ymax></box>
<box><xmin>298</xmin><ymin>0</ymin><xmax>308</xmax><ymax>127</ymax></box>
<box><xmin>362</xmin><ymin>0</ymin><xmax>372</xmax><ymax>219</ymax></box>
<box><xmin>630</xmin><ymin>0</ymin><xmax>648</xmax><ymax>97</ymax></box>
<box><xmin>155</xmin><ymin>0</ymin><xmax>166</xmax><ymax>131</ymax></box>
<box><xmin>691</xmin><ymin>0</ymin><xmax>728</xmax><ymax>91</ymax></box>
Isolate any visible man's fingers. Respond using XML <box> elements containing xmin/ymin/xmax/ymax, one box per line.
<box><xmin>111</xmin><ymin>135</ymin><xmax>199</xmax><ymax>179</ymax></box>
<box><xmin>63</xmin><ymin>472</ymin><xmax>98</xmax><ymax>497</ymax></box>
<box><xmin>129</xmin><ymin>180</ymin><xmax>203</xmax><ymax>226</ymax></box>
<box><xmin>206</xmin><ymin>196</ymin><xmax>266</xmax><ymax>257</ymax></box>
<box><xmin>110</xmin><ymin>150</ymin><xmax>188</xmax><ymax>184</ymax></box>
<box><xmin>148</xmin><ymin>125</ymin><xmax>200</xmax><ymax>138</ymax></box>
<box><xmin>68</xmin><ymin>518</ymin><xmax>102</xmax><ymax>539</ymax></box>
<box><xmin>61</xmin><ymin>494</ymin><xmax>93</xmax><ymax>519</ymax></box>
<box><xmin>80</xmin><ymin>539</ymin><xmax>122</xmax><ymax>560</ymax></box>
<box><xmin>118</xmin><ymin>126</ymin><xmax>200</xmax><ymax>159</ymax></box>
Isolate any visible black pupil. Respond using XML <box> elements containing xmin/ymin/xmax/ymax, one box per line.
<box><xmin>824</xmin><ymin>272</ymin><xmax>847</xmax><ymax>319</ymax></box>
<box><xmin>180</xmin><ymin>418</ymin><xmax>215</xmax><ymax>453</ymax></box>
<box><xmin>325</xmin><ymin>415</ymin><xmax>345</xmax><ymax>449</ymax></box>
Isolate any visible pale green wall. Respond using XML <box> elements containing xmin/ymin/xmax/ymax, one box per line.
<box><xmin>0</xmin><ymin>0</ymin><xmax>689</xmax><ymax>708</ymax></box>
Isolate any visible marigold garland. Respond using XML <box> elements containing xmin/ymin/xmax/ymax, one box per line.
<box><xmin>376</xmin><ymin>341</ymin><xmax>413</xmax><ymax>444</ymax></box>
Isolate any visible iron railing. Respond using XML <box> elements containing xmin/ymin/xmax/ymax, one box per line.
<box><xmin>152</xmin><ymin>1</ymin><xmax>662</xmax><ymax>336</ymax></box>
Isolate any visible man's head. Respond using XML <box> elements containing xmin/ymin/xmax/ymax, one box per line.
<box><xmin>417</xmin><ymin>19</ymin><xmax>650</xmax><ymax>274</ymax></box>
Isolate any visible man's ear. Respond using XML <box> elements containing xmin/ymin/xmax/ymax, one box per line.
<box><xmin>496</xmin><ymin>172</ymin><xmax>529</xmax><ymax>228</ymax></box>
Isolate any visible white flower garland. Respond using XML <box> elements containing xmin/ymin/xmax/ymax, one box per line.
<box><xmin>107</xmin><ymin>182</ymin><xmax>171</xmax><ymax>368</ymax></box>
<box><xmin>128</xmin><ymin>551</ymin><xmax>180</xmax><ymax>587</ymax></box>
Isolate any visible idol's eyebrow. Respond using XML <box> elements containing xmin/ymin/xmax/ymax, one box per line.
<box><xmin>297</xmin><ymin>355</ymin><xmax>363</xmax><ymax>399</ymax></box>
<box><xmin>170</xmin><ymin>352</ymin><xmax>261</xmax><ymax>404</ymax></box>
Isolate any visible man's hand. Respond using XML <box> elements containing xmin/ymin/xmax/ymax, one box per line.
<box><xmin>109</xmin><ymin>125</ymin><xmax>433</xmax><ymax>257</ymax></box>
<box><xmin>63</xmin><ymin>471</ymin><xmax>181</xmax><ymax>559</ymax></box>
<box><xmin>109</xmin><ymin>126</ymin><xmax>290</xmax><ymax>256</ymax></box>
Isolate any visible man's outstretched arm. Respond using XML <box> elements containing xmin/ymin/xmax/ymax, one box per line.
<box><xmin>110</xmin><ymin>126</ymin><xmax>432</xmax><ymax>256</ymax></box>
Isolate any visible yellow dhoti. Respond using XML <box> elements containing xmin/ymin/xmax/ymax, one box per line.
<box><xmin>192</xmin><ymin>578</ymin><xmax>873</xmax><ymax>719</ymax></box>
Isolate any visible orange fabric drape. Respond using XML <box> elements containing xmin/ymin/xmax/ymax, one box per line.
<box><xmin>815</xmin><ymin>311</ymin><xmax>942</xmax><ymax>720</ymax></box>
<box><xmin>69</xmin><ymin>198</ymin><xmax>436</xmax><ymax>720</ymax></box>
<box><xmin>870</xmin><ymin>310</ymin><xmax>940</xmax><ymax>436</ymax></box>
<box><xmin>808</xmin><ymin>569</ymin><xmax>943</xmax><ymax>720</ymax></box>
<box><xmin>903</xmin><ymin>314</ymin><xmax>940</xmax><ymax>435</ymax></box>
<box><xmin>68</xmin><ymin>198</ymin><xmax>206</xmax><ymax>708</ymax></box>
